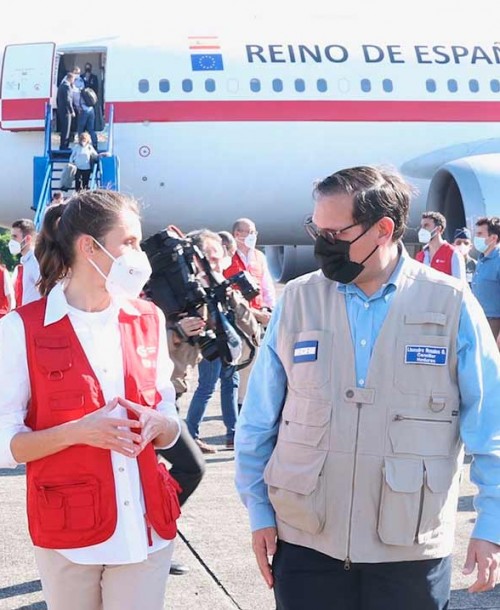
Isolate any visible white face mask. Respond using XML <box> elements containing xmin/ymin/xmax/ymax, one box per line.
<box><xmin>8</xmin><ymin>239</ymin><xmax>22</xmax><ymax>256</ymax></box>
<box><xmin>455</xmin><ymin>244</ymin><xmax>470</xmax><ymax>256</ymax></box>
<box><xmin>88</xmin><ymin>239</ymin><xmax>152</xmax><ymax>299</ymax></box>
<box><xmin>417</xmin><ymin>228</ymin><xmax>436</xmax><ymax>244</ymax></box>
<box><xmin>244</xmin><ymin>233</ymin><xmax>257</xmax><ymax>249</ymax></box>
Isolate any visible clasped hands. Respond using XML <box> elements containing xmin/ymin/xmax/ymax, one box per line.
<box><xmin>72</xmin><ymin>397</ymin><xmax>172</xmax><ymax>457</ymax></box>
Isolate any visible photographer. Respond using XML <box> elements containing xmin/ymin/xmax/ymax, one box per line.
<box><xmin>184</xmin><ymin>230</ymin><xmax>261</xmax><ymax>452</ymax></box>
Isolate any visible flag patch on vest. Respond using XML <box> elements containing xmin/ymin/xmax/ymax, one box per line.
<box><xmin>293</xmin><ymin>340</ymin><xmax>318</xmax><ymax>362</ymax></box>
<box><xmin>405</xmin><ymin>345</ymin><xmax>447</xmax><ymax>366</ymax></box>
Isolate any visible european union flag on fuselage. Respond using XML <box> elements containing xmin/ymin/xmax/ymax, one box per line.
<box><xmin>191</xmin><ymin>54</ymin><xmax>224</xmax><ymax>71</ymax></box>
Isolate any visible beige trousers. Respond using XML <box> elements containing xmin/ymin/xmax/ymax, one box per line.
<box><xmin>238</xmin><ymin>344</ymin><xmax>260</xmax><ymax>405</ymax></box>
<box><xmin>34</xmin><ymin>543</ymin><xmax>174</xmax><ymax>610</ymax></box>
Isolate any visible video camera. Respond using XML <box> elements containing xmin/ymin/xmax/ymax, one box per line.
<box><xmin>141</xmin><ymin>226</ymin><xmax>260</xmax><ymax>367</ymax></box>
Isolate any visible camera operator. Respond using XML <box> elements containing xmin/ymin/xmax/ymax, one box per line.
<box><xmin>185</xmin><ymin>230</ymin><xmax>261</xmax><ymax>452</ymax></box>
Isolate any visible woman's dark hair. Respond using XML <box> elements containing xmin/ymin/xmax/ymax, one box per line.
<box><xmin>35</xmin><ymin>189</ymin><xmax>139</xmax><ymax>296</ymax></box>
<box><xmin>313</xmin><ymin>165</ymin><xmax>414</xmax><ymax>241</ymax></box>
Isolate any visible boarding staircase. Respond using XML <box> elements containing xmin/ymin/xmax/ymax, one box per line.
<box><xmin>32</xmin><ymin>103</ymin><xmax>120</xmax><ymax>229</ymax></box>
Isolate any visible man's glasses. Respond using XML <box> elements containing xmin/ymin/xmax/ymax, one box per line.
<box><xmin>304</xmin><ymin>215</ymin><xmax>359</xmax><ymax>245</ymax></box>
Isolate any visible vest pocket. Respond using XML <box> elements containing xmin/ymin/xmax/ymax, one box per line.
<box><xmin>280</xmin><ymin>398</ymin><xmax>331</xmax><ymax>450</ymax></box>
<box><xmin>394</xmin><ymin>334</ymin><xmax>451</xmax><ymax>395</ymax></box>
<box><xmin>157</xmin><ymin>463</ymin><xmax>181</xmax><ymax>524</ymax></box>
<box><xmin>389</xmin><ymin>415</ymin><xmax>456</xmax><ymax>457</ymax></box>
<box><xmin>36</xmin><ymin>477</ymin><xmax>100</xmax><ymax>532</ymax></box>
<box><xmin>285</xmin><ymin>330</ymin><xmax>333</xmax><ymax>395</ymax></box>
<box><xmin>48</xmin><ymin>391</ymin><xmax>86</xmax><ymax>425</ymax></box>
<box><xmin>264</xmin><ymin>444</ymin><xmax>327</xmax><ymax>535</ymax></box>
<box><xmin>417</xmin><ymin>458</ymin><xmax>456</xmax><ymax>544</ymax></box>
<box><xmin>378</xmin><ymin>457</ymin><xmax>423</xmax><ymax>546</ymax></box>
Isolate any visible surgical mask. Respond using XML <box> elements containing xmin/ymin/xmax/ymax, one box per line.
<box><xmin>88</xmin><ymin>240</ymin><xmax>152</xmax><ymax>299</ymax></box>
<box><xmin>8</xmin><ymin>239</ymin><xmax>23</xmax><ymax>256</ymax></box>
<box><xmin>417</xmin><ymin>228</ymin><xmax>436</xmax><ymax>244</ymax></box>
<box><xmin>314</xmin><ymin>225</ymin><xmax>378</xmax><ymax>284</ymax></box>
<box><xmin>474</xmin><ymin>237</ymin><xmax>488</xmax><ymax>253</ymax></box>
<box><xmin>456</xmin><ymin>244</ymin><xmax>469</xmax><ymax>257</ymax></box>
<box><xmin>244</xmin><ymin>233</ymin><xmax>257</xmax><ymax>249</ymax></box>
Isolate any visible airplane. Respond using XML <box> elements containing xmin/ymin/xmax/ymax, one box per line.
<box><xmin>1</xmin><ymin>20</ymin><xmax>500</xmax><ymax>282</ymax></box>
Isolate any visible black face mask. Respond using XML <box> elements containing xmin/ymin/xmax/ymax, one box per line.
<box><xmin>314</xmin><ymin>225</ymin><xmax>379</xmax><ymax>284</ymax></box>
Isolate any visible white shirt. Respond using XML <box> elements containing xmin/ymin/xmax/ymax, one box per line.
<box><xmin>0</xmin><ymin>283</ymin><xmax>180</xmax><ymax>565</ymax></box>
<box><xmin>2</xmin><ymin>266</ymin><xmax>13</xmax><ymax>297</ymax></box>
<box><xmin>237</xmin><ymin>248</ymin><xmax>276</xmax><ymax>309</ymax></box>
<box><xmin>11</xmin><ymin>249</ymin><xmax>41</xmax><ymax>306</ymax></box>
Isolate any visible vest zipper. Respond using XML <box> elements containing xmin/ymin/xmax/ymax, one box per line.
<box><xmin>344</xmin><ymin>402</ymin><xmax>362</xmax><ymax>570</ymax></box>
<box><xmin>393</xmin><ymin>414</ymin><xmax>452</xmax><ymax>424</ymax></box>
<box><xmin>145</xmin><ymin>513</ymin><xmax>153</xmax><ymax>546</ymax></box>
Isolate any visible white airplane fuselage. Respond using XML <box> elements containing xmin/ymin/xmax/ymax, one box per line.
<box><xmin>1</xmin><ymin>30</ymin><xmax>500</xmax><ymax>278</ymax></box>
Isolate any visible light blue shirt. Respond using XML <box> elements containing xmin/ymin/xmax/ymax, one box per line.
<box><xmin>235</xmin><ymin>249</ymin><xmax>500</xmax><ymax>544</ymax></box>
<box><xmin>471</xmin><ymin>246</ymin><xmax>500</xmax><ymax>318</ymax></box>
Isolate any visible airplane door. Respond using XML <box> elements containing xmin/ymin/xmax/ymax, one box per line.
<box><xmin>0</xmin><ymin>42</ymin><xmax>56</xmax><ymax>131</ymax></box>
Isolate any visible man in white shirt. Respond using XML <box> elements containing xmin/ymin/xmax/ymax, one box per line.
<box><xmin>9</xmin><ymin>219</ymin><xmax>41</xmax><ymax>306</ymax></box>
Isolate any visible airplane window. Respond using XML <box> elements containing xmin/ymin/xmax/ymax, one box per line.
<box><xmin>250</xmin><ymin>78</ymin><xmax>261</xmax><ymax>92</ymax></box>
<box><xmin>338</xmin><ymin>78</ymin><xmax>350</xmax><ymax>93</ymax></box>
<box><xmin>360</xmin><ymin>79</ymin><xmax>371</xmax><ymax>93</ymax></box>
<box><xmin>491</xmin><ymin>79</ymin><xmax>500</xmax><ymax>93</ymax></box>
<box><xmin>447</xmin><ymin>79</ymin><xmax>458</xmax><ymax>93</ymax></box>
<box><xmin>382</xmin><ymin>79</ymin><xmax>393</xmax><ymax>92</ymax></box>
<box><xmin>159</xmin><ymin>79</ymin><xmax>170</xmax><ymax>93</ymax></box>
<box><xmin>205</xmin><ymin>79</ymin><xmax>216</xmax><ymax>92</ymax></box>
<box><xmin>272</xmin><ymin>79</ymin><xmax>283</xmax><ymax>92</ymax></box>
<box><xmin>138</xmin><ymin>79</ymin><xmax>149</xmax><ymax>93</ymax></box>
<box><xmin>182</xmin><ymin>79</ymin><xmax>193</xmax><ymax>93</ymax></box>
<box><xmin>295</xmin><ymin>79</ymin><xmax>305</xmax><ymax>92</ymax></box>
<box><xmin>317</xmin><ymin>79</ymin><xmax>328</xmax><ymax>92</ymax></box>
<box><xmin>469</xmin><ymin>79</ymin><xmax>479</xmax><ymax>93</ymax></box>
<box><xmin>426</xmin><ymin>79</ymin><xmax>436</xmax><ymax>93</ymax></box>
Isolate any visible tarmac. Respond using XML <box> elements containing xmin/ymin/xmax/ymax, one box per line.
<box><xmin>0</xmin><ymin>379</ymin><xmax>500</xmax><ymax>609</ymax></box>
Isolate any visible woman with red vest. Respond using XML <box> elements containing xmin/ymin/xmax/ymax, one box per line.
<box><xmin>0</xmin><ymin>190</ymin><xmax>181</xmax><ymax>610</ymax></box>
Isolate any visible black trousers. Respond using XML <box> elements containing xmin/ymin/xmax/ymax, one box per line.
<box><xmin>273</xmin><ymin>541</ymin><xmax>451</xmax><ymax>610</ymax></box>
<box><xmin>156</xmin><ymin>418</ymin><xmax>205</xmax><ymax>507</ymax></box>
<box><xmin>75</xmin><ymin>169</ymin><xmax>91</xmax><ymax>191</ymax></box>
<box><xmin>58</xmin><ymin>112</ymin><xmax>72</xmax><ymax>149</ymax></box>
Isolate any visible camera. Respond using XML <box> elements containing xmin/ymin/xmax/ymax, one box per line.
<box><xmin>141</xmin><ymin>227</ymin><xmax>244</xmax><ymax>365</ymax></box>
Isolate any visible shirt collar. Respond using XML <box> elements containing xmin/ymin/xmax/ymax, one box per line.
<box><xmin>20</xmin><ymin>249</ymin><xmax>34</xmax><ymax>264</ymax></box>
<box><xmin>336</xmin><ymin>243</ymin><xmax>408</xmax><ymax>301</ymax></box>
<box><xmin>44</xmin><ymin>282</ymin><xmax>141</xmax><ymax>327</ymax></box>
<box><xmin>481</xmin><ymin>246</ymin><xmax>500</xmax><ymax>260</ymax></box>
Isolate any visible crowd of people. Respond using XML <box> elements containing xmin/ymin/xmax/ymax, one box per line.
<box><xmin>0</xmin><ymin>175</ymin><xmax>499</xmax><ymax>609</ymax></box>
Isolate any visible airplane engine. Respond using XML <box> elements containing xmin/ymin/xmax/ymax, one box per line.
<box><xmin>426</xmin><ymin>154</ymin><xmax>500</xmax><ymax>240</ymax></box>
<box><xmin>265</xmin><ymin>244</ymin><xmax>318</xmax><ymax>284</ymax></box>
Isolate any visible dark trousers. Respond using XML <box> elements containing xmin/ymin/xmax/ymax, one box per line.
<box><xmin>156</xmin><ymin>418</ymin><xmax>205</xmax><ymax>506</ymax></box>
<box><xmin>75</xmin><ymin>169</ymin><xmax>91</xmax><ymax>191</ymax></box>
<box><xmin>58</xmin><ymin>112</ymin><xmax>72</xmax><ymax>149</ymax></box>
<box><xmin>273</xmin><ymin>541</ymin><xmax>451</xmax><ymax>610</ymax></box>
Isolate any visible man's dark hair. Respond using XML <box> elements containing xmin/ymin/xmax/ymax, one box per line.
<box><xmin>312</xmin><ymin>166</ymin><xmax>412</xmax><ymax>241</ymax></box>
<box><xmin>475</xmin><ymin>216</ymin><xmax>500</xmax><ymax>240</ymax></box>
<box><xmin>422</xmin><ymin>211</ymin><xmax>446</xmax><ymax>232</ymax></box>
<box><xmin>12</xmin><ymin>218</ymin><xmax>36</xmax><ymax>238</ymax></box>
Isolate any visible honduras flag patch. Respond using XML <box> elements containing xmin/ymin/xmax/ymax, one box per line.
<box><xmin>293</xmin><ymin>340</ymin><xmax>319</xmax><ymax>363</ymax></box>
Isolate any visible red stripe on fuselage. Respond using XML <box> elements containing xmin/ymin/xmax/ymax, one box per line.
<box><xmin>3</xmin><ymin>98</ymin><xmax>500</xmax><ymax>123</ymax></box>
<box><xmin>111</xmin><ymin>100</ymin><xmax>500</xmax><ymax>123</ymax></box>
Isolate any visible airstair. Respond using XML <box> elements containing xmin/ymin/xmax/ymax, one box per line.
<box><xmin>32</xmin><ymin>103</ymin><xmax>120</xmax><ymax>229</ymax></box>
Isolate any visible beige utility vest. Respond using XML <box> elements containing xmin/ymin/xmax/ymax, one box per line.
<box><xmin>264</xmin><ymin>258</ymin><xmax>464</xmax><ymax>563</ymax></box>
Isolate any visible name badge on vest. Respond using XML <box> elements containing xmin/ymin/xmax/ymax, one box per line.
<box><xmin>405</xmin><ymin>345</ymin><xmax>447</xmax><ymax>366</ymax></box>
<box><xmin>293</xmin><ymin>340</ymin><xmax>318</xmax><ymax>363</ymax></box>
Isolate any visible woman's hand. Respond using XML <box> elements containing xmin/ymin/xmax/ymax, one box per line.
<box><xmin>116</xmin><ymin>397</ymin><xmax>179</xmax><ymax>451</ymax></box>
<box><xmin>71</xmin><ymin>398</ymin><xmax>143</xmax><ymax>458</ymax></box>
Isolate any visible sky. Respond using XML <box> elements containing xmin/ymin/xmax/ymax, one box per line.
<box><xmin>1</xmin><ymin>0</ymin><xmax>498</xmax><ymax>45</ymax></box>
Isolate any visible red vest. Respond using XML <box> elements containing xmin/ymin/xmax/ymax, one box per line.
<box><xmin>415</xmin><ymin>242</ymin><xmax>455</xmax><ymax>276</ymax></box>
<box><xmin>17</xmin><ymin>297</ymin><xmax>181</xmax><ymax>550</ymax></box>
<box><xmin>14</xmin><ymin>264</ymin><xmax>23</xmax><ymax>308</ymax></box>
<box><xmin>224</xmin><ymin>251</ymin><xmax>264</xmax><ymax>309</ymax></box>
<box><xmin>0</xmin><ymin>266</ymin><xmax>10</xmax><ymax>317</ymax></box>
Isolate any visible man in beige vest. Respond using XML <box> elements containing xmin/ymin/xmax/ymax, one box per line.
<box><xmin>235</xmin><ymin>166</ymin><xmax>500</xmax><ymax>609</ymax></box>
